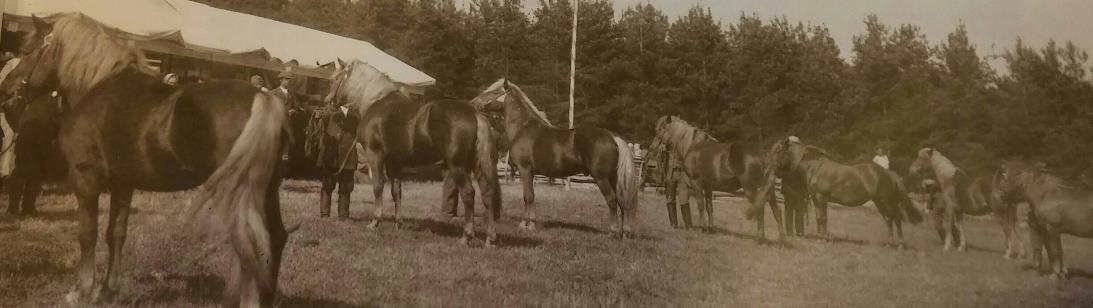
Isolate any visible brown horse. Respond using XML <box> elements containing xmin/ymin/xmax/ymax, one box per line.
<box><xmin>757</xmin><ymin>138</ymin><xmax>923</xmax><ymax>247</ymax></box>
<box><xmin>647</xmin><ymin>115</ymin><xmax>784</xmax><ymax>242</ymax></box>
<box><xmin>994</xmin><ymin>161</ymin><xmax>1093</xmax><ymax>279</ymax></box>
<box><xmin>646</xmin><ymin>115</ymin><xmax>715</xmax><ymax>229</ymax></box>
<box><xmin>471</xmin><ymin>79</ymin><xmax>641</xmax><ymax>237</ymax></box>
<box><xmin>326</xmin><ymin>59</ymin><xmax>501</xmax><ymax>245</ymax></box>
<box><xmin>0</xmin><ymin>15</ymin><xmax>290</xmax><ymax>306</ymax></box>
<box><xmin>909</xmin><ymin>148</ymin><xmax>1022</xmax><ymax>256</ymax></box>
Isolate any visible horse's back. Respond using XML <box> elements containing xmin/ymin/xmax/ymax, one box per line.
<box><xmin>366</xmin><ymin>98</ymin><xmax>479</xmax><ymax>166</ymax></box>
<box><xmin>80</xmin><ymin>71</ymin><xmax>262</xmax><ymax>190</ymax></box>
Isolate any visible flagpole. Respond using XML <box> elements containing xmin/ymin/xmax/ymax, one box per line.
<box><xmin>565</xmin><ymin>0</ymin><xmax>578</xmax><ymax>191</ymax></box>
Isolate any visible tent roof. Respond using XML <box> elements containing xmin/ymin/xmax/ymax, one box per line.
<box><xmin>1</xmin><ymin>0</ymin><xmax>435</xmax><ymax>88</ymax></box>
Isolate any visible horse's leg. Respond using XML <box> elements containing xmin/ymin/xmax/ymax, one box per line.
<box><xmin>389</xmin><ymin>168</ymin><xmax>403</xmax><ymax>229</ymax></box>
<box><xmin>941</xmin><ymin>192</ymin><xmax>958</xmax><ymax>251</ymax></box>
<box><xmin>1027</xmin><ymin>215</ymin><xmax>1046</xmax><ymax>272</ymax></box>
<box><xmin>665</xmin><ymin>178</ymin><xmax>679</xmax><ymax>228</ymax></box>
<box><xmin>1045</xmin><ymin>228</ymin><xmax>1066</xmax><ymax>279</ymax></box>
<box><xmin>455</xmin><ymin>168</ymin><xmax>476</xmax><ymax>245</ymax></box>
<box><xmin>895</xmin><ymin>214</ymin><xmax>906</xmax><ymax>250</ymax></box>
<box><xmin>678</xmin><ymin>175</ymin><xmax>694</xmax><ymax>229</ymax></box>
<box><xmin>703</xmin><ymin>189</ymin><xmax>714</xmax><ymax>232</ymax></box>
<box><xmin>5</xmin><ymin>175</ymin><xmax>23</xmax><ymax>215</ymax></box>
<box><xmin>441</xmin><ymin>169</ymin><xmax>459</xmax><ymax>218</ymax></box>
<box><xmin>956</xmin><ymin>218</ymin><xmax>968</xmax><ymax>252</ymax></box>
<box><xmin>19</xmin><ymin>176</ymin><xmax>42</xmax><ymax>215</ymax></box>
<box><xmin>103</xmin><ymin>186</ymin><xmax>134</xmax><ymax>296</ymax></box>
<box><xmin>813</xmin><ymin>195</ymin><xmax>830</xmax><ymax>240</ymax></box>
<box><xmin>367</xmin><ymin>161</ymin><xmax>387</xmax><ymax>229</ymax></box>
<box><xmin>595</xmin><ymin>178</ymin><xmax>620</xmax><ymax>236</ymax></box>
<box><xmin>66</xmin><ymin>192</ymin><xmax>102</xmax><ymax>304</ymax></box>
<box><xmin>767</xmin><ymin>190</ymin><xmax>785</xmax><ymax>243</ymax></box>
<box><xmin>518</xmin><ymin>165</ymin><xmax>537</xmax><ymax>230</ymax></box>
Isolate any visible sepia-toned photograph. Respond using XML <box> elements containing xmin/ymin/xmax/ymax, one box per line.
<box><xmin>1</xmin><ymin>0</ymin><xmax>1092</xmax><ymax>306</ymax></box>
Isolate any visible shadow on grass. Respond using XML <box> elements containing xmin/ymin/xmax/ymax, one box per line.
<box><xmin>801</xmin><ymin>234</ymin><xmax>870</xmax><ymax>246</ymax></box>
<box><xmin>0</xmin><ymin>209</ymin><xmax>78</xmax><ymax>223</ymax></box>
<box><xmin>541</xmin><ymin>220</ymin><xmax>603</xmax><ymax>234</ymax></box>
<box><xmin>392</xmin><ymin>217</ymin><xmax>545</xmax><ymax>248</ymax></box>
<box><xmin>128</xmin><ymin>273</ymin><xmax>224</xmax><ymax>306</ymax></box>
<box><xmin>0</xmin><ymin>259</ymin><xmax>70</xmax><ymax>276</ymax></box>
<box><xmin>282</xmin><ymin>185</ymin><xmax>320</xmax><ymax>194</ymax></box>
<box><xmin>281</xmin><ymin>297</ymin><xmax>365</xmax><ymax>308</ymax></box>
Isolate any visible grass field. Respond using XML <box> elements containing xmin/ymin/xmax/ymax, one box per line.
<box><xmin>1</xmin><ymin>179</ymin><xmax>1092</xmax><ymax>307</ymax></box>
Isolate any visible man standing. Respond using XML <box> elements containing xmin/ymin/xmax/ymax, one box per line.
<box><xmin>317</xmin><ymin>103</ymin><xmax>359</xmax><ymax>219</ymax></box>
<box><xmin>269</xmin><ymin>70</ymin><xmax>298</xmax><ymax>112</ymax></box>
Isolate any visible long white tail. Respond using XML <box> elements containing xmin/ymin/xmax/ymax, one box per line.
<box><xmin>612</xmin><ymin>136</ymin><xmax>641</xmax><ymax>215</ymax></box>
<box><xmin>474</xmin><ymin>113</ymin><xmax>502</xmax><ymax>220</ymax></box>
<box><xmin>189</xmin><ymin>92</ymin><xmax>287</xmax><ymax>306</ymax></box>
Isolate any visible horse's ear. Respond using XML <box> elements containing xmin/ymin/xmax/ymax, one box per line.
<box><xmin>337</xmin><ymin>58</ymin><xmax>346</xmax><ymax>69</ymax></box>
<box><xmin>32</xmin><ymin>15</ymin><xmax>53</xmax><ymax>34</ymax></box>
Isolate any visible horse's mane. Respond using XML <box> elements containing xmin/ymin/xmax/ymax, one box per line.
<box><xmin>656</xmin><ymin>116</ymin><xmax>717</xmax><ymax>160</ymax></box>
<box><xmin>800</xmin><ymin>144</ymin><xmax>840</xmax><ymax>162</ymax></box>
<box><xmin>46</xmin><ymin>13</ymin><xmax>157</xmax><ymax>102</ymax></box>
<box><xmin>502</xmin><ymin>81</ymin><xmax>554</xmax><ymax>128</ymax></box>
<box><xmin>341</xmin><ymin>59</ymin><xmax>404</xmax><ymax>116</ymax></box>
<box><xmin>469</xmin><ymin>78</ymin><xmax>506</xmax><ymax>110</ymax></box>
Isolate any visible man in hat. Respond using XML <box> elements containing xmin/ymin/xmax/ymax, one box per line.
<box><xmin>317</xmin><ymin>103</ymin><xmax>359</xmax><ymax>219</ymax></box>
<box><xmin>269</xmin><ymin>70</ymin><xmax>299</xmax><ymax>113</ymax></box>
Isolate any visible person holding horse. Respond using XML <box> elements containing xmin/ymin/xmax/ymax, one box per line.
<box><xmin>909</xmin><ymin>148</ymin><xmax>1020</xmax><ymax>255</ymax></box>
<box><xmin>648</xmin><ymin>116</ymin><xmax>696</xmax><ymax>229</ymax></box>
<box><xmin>316</xmin><ymin>102</ymin><xmax>360</xmax><ymax>219</ymax></box>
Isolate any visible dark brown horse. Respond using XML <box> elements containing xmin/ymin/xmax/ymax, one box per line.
<box><xmin>326</xmin><ymin>59</ymin><xmax>501</xmax><ymax>245</ymax></box>
<box><xmin>0</xmin><ymin>15</ymin><xmax>290</xmax><ymax>306</ymax></box>
<box><xmin>994</xmin><ymin>161</ymin><xmax>1093</xmax><ymax>279</ymax></box>
<box><xmin>909</xmin><ymin>148</ymin><xmax>1022</xmax><ymax>256</ymax></box>
<box><xmin>757</xmin><ymin>138</ymin><xmax>923</xmax><ymax>247</ymax></box>
<box><xmin>647</xmin><ymin>115</ymin><xmax>784</xmax><ymax>242</ymax></box>
<box><xmin>471</xmin><ymin>79</ymin><xmax>641</xmax><ymax>237</ymax></box>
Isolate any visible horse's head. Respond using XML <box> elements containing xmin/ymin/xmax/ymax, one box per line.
<box><xmin>908</xmin><ymin>147</ymin><xmax>936</xmax><ymax>178</ymax></box>
<box><xmin>0</xmin><ymin>16</ymin><xmax>61</xmax><ymax>105</ymax></box>
<box><xmin>992</xmin><ymin>160</ymin><xmax>1047</xmax><ymax>204</ymax></box>
<box><xmin>324</xmin><ymin>58</ymin><xmax>352</xmax><ymax>107</ymax></box>
<box><xmin>469</xmin><ymin>78</ymin><xmax>510</xmax><ymax>117</ymax></box>
<box><xmin>767</xmin><ymin>136</ymin><xmax>806</xmax><ymax>175</ymax></box>
<box><xmin>648</xmin><ymin>115</ymin><xmax>676</xmax><ymax>155</ymax></box>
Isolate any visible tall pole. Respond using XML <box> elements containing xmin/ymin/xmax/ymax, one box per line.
<box><xmin>566</xmin><ymin>0</ymin><xmax>578</xmax><ymax>190</ymax></box>
<box><xmin>569</xmin><ymin>0</ymin><xmax>578</xmax><ymax>129</ymax></box>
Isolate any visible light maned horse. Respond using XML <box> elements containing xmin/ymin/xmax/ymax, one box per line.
<box><xmin>909</xmin><ymin>148</ymin><xmax>1022</xmax><ymax>256</ymax></box>
<box><xmin>471</xmin><ymin>79</ymin><xmax>641</xmax><ymax>237</ymax></box>
<box><xmin>327</xmin><ymin>59</ymin><xmax>501</xmax><ymax>245</ymax></box>
<box><xmin>0</xmin><ymin>15</ymin><xmax>290</xmax><ymax>306</ymax></box>
<box><xmin>994</xmin><ymin>161</ymin><xmax>1093</xmax><ymax>279</ymax></box>
<box><xmin>648</xmin><ymin>115</ymin><xmax>784</xmax><ymax>242</ymax></box>
<box><xmin>646</xmin><ymin>115</ymin><xmax>716</xmax><ymax>228</ymax></box>
<box><xmin>758</xmin><ymin>138</ymin><xmax>923</xmax><ymax>247</ymax></box>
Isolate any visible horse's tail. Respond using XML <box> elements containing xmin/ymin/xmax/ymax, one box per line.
<box><xmin>885</xmin><ymin>168</ymin><xmax>923</xmax><ymax>224</ymax></box>
<box><xmin>474</xmin><ymin>113</ymin><xmax>502</xmax><ymax>220</ymax></box>
<box><xmin>189</xmin><ymin>92</ymin><xmax>288</xmax><ymax>304</ymax></box>
<box><xmin>612</xmin><ymin>136</ymin><xmax>642</xmax><ymax>216</ymax></box>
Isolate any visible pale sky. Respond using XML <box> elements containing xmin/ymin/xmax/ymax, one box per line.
<box><xmin>457</xmin><ymin>0</ymin><xmax>1093</xmax><ymax>72</ymax></box>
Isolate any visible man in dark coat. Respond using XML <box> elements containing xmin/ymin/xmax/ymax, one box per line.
<box><xmin>269</xmin><ymin>70</ymin><xmax>299</xmax><ymax>113</ymax></box>
<box><xmin>317</xmin><ymin>103</ymin><xmax>359</xmax><ymax>218</ymax></box>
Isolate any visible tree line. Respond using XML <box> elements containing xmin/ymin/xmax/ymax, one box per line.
<box><xmin>197</xmin><ymin>0</ymin><xmax>1093</xmax><ymax>179</ymax></box>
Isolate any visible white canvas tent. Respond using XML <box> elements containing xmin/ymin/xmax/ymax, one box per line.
<box><xmin>0</xmin><ymin>0</ymin><xmax>435</xmax><ymax>92</ymax></box>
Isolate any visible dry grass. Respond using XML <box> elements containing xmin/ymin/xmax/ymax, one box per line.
<box><xmin>1</xmin><ymin>180</ymin><xmax>1092</xmax><ymax>307</ymax></box>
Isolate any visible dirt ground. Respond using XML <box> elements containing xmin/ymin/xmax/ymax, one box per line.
<box><xmin>1</xmin><ymin>180</ymin><xmax>1092</xmax><ymax>307</ymax></box>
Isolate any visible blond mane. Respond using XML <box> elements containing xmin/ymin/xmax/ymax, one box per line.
<box><xmin>338</xmin><ymin>59</ymin><xmax>404</xmax><ymax>117</ymax></box>
<box><xmin>44</xmin><ymin>13</ymin><xmax>156</xmax><ymax>102</ymax></box>
<box><xmin>501</xmin><ymin>81</ymin><xmax>554</xmax><ymax>128</ymax></box>
<box><xmin>654</xmin><ymin>116</ymin><xmax>717</xmax><ymax>161</ymax></box>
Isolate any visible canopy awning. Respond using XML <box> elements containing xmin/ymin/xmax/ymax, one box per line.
<box><xmin>1</xmin><ymin>0</ymin><xmax>435</xmax><ymax>89</ymax></box>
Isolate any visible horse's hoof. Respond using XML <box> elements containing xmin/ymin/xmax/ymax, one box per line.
<box><xmin>366</xmin><ymin>220</ymin><xmax>379</xmax><ymax>229</ymax></box>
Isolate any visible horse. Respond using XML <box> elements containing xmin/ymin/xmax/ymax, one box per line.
<box><xmin>645</xmin><ymin>115</ymin><xmax>715</xmax><ymax>229</ymax></box>
<box><xmin>647</xmin><ymin>115</ymin><xmax>784</xmax><ymax>242</ymax></box>
<box><xmin>757</xmin><ymin>137</ymin><xmax>923</xmax><ymax>248</ymax></box>
<box><xmin>909</xmin><ymin>148</ymin><xmax>1022</xmax><ymax>256</ymax></box>
<box><xmin>0</xmin><ymin>14</ymin><xmax>290</xmax><ymax>306</ymax></box>
<box><xmin>326</xmin><ymin>59</ymin><xmax>501</xmax><ymax>245</ymax></box>
<box><xmin>470</xmin><ymin>79</ymin><xmax>641</xmax><ymax>237</ymax></box>
<box><xmin>994</xmin><ymin>161</ymin><xmax>1093</xmax><ymax>279</ymax></box>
